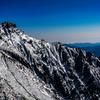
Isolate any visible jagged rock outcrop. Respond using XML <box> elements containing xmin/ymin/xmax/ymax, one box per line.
<box><xmin>0</xmin><ymin>22</ymin><xmax>100</xmax><ymax>100</ymax></box>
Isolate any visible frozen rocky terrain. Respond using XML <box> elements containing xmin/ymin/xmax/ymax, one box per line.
<box><xmin>0</xmin><ymin>22</ymin><xmax>100</xmax><ymax>100</ymax></box>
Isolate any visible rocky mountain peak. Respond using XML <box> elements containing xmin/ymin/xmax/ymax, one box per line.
<box><xmin>0</xmin><ymin>22</ymin><xmax>100</xmax><ymax>100</ymax></box>
<box><xmin>1</xmin><ymin>21</ymin><xmax>16</xmax><ymax>28</ymax></box>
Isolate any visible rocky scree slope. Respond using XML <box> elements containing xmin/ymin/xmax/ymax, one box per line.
<box><xmin>0</xmin><ymin>22</ymin><xmax>100</xmax><ymax>100</ymax></box>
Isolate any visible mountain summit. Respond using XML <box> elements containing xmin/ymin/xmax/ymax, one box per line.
<box><xmin>1</xmin><ymin>21</ymin><xmax>16</xmax><ymax>28</ymax></box>
<box><xmin>0</xmin><ymin>22</ymin><xmax>100</xmax><ymax>100</ymax></box>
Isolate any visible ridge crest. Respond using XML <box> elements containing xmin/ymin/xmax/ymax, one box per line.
<box><xmin>1</xmin><ymin>21</ymin><xmax>16</xmax><ymax>28</ymax></box>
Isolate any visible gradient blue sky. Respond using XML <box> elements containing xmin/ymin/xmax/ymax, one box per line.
<box><xmin>1</xmin><ymin>0</ymin><xmax>100</xmax><ymax>43</ymax></box>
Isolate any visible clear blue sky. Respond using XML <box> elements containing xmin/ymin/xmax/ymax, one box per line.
<box><xmin>1</xmin><ymin>0</ymin><xmax>100</xmax><ymax>43</ymax></box>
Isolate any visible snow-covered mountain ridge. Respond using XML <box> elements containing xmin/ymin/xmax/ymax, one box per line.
<box><xmin>0</xmin><ymin>22</ymin><xmax>100</xmax><ymax>100</ymax></box>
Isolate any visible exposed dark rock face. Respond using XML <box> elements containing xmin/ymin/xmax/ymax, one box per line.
<box><xmin>1</xmin><ymin>21</ymin><xmax>16</xmax><ymax>28</ymax></box>
<box><xmin>0</xmin><ymin>22</ymin><xmax>100</xmax><ymax>100</ymax></box>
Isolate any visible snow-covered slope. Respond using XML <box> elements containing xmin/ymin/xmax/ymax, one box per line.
<box><xmin>0</xmin><ymin>22</ymin><xmax>100</xmax><ymax>100</ymax></box>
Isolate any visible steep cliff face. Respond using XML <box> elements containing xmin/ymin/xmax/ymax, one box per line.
<box><xmin>0</xmin><ymin>22</ymin><xmax>100</xmax><ymax>100</ymax></box>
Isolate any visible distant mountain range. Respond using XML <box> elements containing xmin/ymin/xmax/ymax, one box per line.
<box><xmin>64</xmin><ymin>43</ymin><xmax>100</xmax><ymax>48</ymax></box>
<box><xmin>64</xmin><ymin>43</ymin><xmax>100</xmax><ymax>58</ymax></box>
